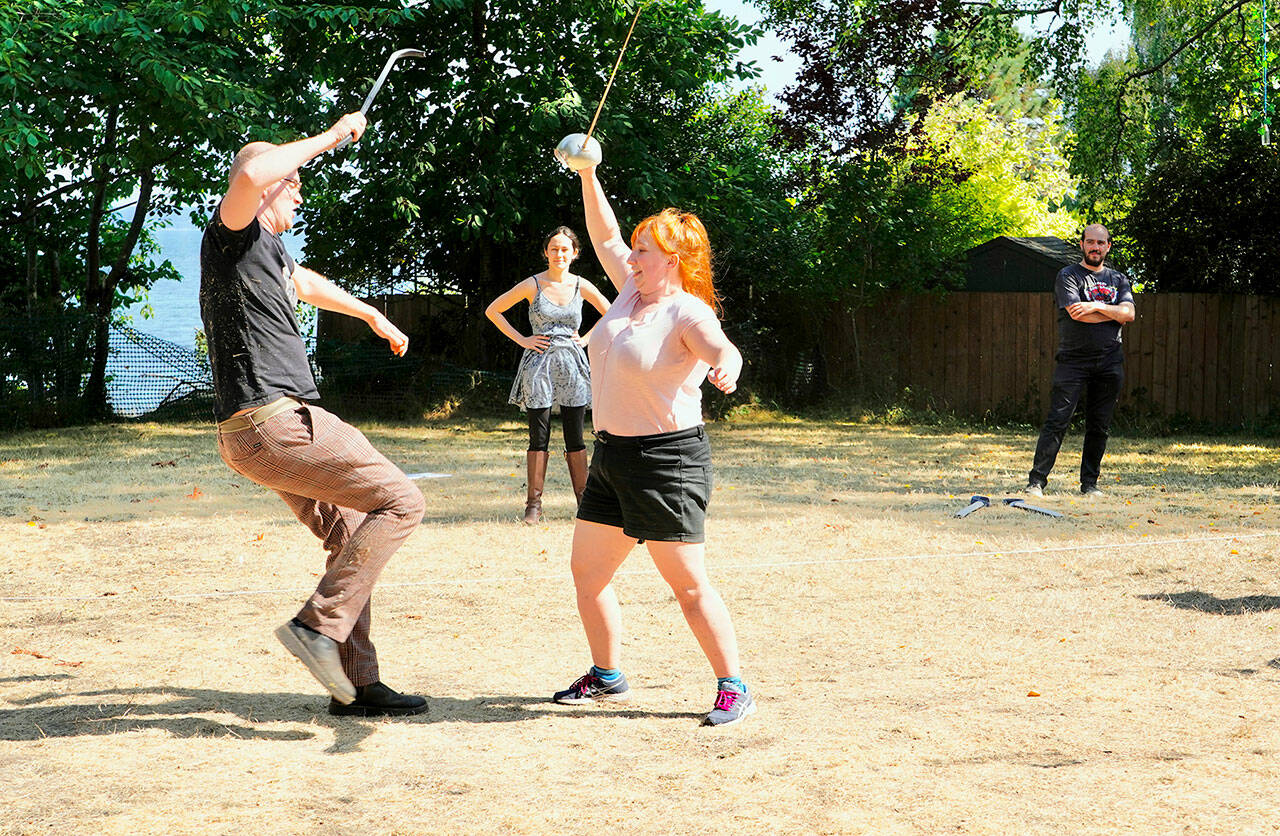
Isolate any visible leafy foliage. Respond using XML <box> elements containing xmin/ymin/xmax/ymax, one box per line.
<box><xmin>1067</xmin><ymin>0</ymin><xmax>1279</xmax><ymax>289</ymax></box>
<box><xmin>792</xmin><ymin>94</ymin><xmax>1080</xmax><ymax>305</ymax></box>
<box><xmin>755</xmin><ymin>0</ymin><xmax>1107</xmax><ymax>156</ymax></box>
<box><xmin>1121</xmin><ymin>126</ymin><xmax>1280</xmax><ymax>292</ymax></box>
<box><xmin>299</xmin><ymin>0</ymin><xmax>782</xmax><ymax>370</ymax></box>
<box><xmin>1067</xmin><ymin>0</ymin><xmax>1271</xmax><ymax>214</ymax></box>
<box><xmin>0</xmin><ymin>0</ymin><xmax>426</xmax><ymax>420</ymax></box>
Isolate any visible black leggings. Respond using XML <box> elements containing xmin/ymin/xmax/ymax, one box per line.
<box><xmin>527</xmin><ymin>405</ymin><xmax>586</xmax><ymax>453</ymax></box>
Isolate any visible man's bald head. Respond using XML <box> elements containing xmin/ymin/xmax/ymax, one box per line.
<box><xmin>1081</xmin><ymin>224</ymin><xmax>1111</xmax><ymax>244</ymax></box>
<box><xmin>228</xmin><ymin>141</ymin><xmax>276</xmax><ymax>186</ymax></box>
<box><xmin>1080</xmin><ymin>224</ymin><xmax>1112</xmax><ymax>269</ymax></box>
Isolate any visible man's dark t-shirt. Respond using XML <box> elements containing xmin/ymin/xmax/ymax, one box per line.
<box><xmin>200</xmin><ymin>206</ymin><xmax>319</xmax><ymax>421</ymax></box>
<box><xmin>1054</xmin><ymin>263</ymin><xmax>1134</xmax><ymax>359</ymax></box>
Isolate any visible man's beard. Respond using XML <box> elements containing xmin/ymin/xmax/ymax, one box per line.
<box><xmin>1083</xmin><ymin>251</ymin><xmax>1105</xmax><ymax>266</ymax></box>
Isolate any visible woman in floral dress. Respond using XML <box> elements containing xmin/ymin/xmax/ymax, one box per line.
<box><xmin>485</xmin><ymin>226</ymin><xmax>611</xmax><ymax>523</ymax></box>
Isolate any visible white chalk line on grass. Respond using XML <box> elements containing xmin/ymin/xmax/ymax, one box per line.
<box><xmin>4</xmin><ymin>530</ymin><xmax>1277</xmax><ymax>605</ymax></box>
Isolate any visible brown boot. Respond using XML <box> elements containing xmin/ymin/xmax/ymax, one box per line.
<box><xmin>523</xmin><ymin>450</ymin><xmax>548</xmax><ymax>525</ymax></box>
<box><xmin>565</xmin><ymin>449</ymin><xmax>588</xmax><ymax>506</ymax></box>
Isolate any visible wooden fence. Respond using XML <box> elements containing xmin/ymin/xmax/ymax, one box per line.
<box><xmin>823</xmin><ymin>293</ymin><xmax>1280</xmax><ymax>427</ymax></box>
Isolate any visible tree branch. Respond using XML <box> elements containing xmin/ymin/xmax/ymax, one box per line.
<box><xmin>1119</xmin><ymin>0</ymin><xmax>1251</xmax><ymax>86</ymax></box>
<box><xmin>108</xmin><ymin>167</ymin><xmax>154</xmax><ymax>283</ymax></box>
<box><xmin>957</xmin><ymin>1</ymin><xmax>1063</xmax><ymax>16</ymax></box>
<box><xmin>2</xmin><ymin>147</ymin><xmax>184</xmax><ymax>229</ymax></box>
<box><xmin>1107</xmin><ymin>0</ymin><xmax>1252</xmax><ymax>170</ymax></box>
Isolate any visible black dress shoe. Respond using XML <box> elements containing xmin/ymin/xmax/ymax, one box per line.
<box><xmin>274</xmin><ymin>620</ymin><xmax>356</xmax><ymax>704</ymax></box>
<box><xmin>329</xmin><ymin>682</ymin><xmax>428</xmax><ymax>717</ymax></box>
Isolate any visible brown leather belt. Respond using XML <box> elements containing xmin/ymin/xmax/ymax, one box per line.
<box><xmin>216</xmin><ymin>397</ymin><xmax>302</xmax><ymax>433</ymax></box>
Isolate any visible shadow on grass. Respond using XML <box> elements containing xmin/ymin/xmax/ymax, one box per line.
<box><xmin>0</xmin><ymin>674</ymin><xmax>74</xmax><ymax>685</ymax></box>
<box><xmin>0</xmin><ymin>687</ymin><xmax>702</xmax><ymax>750</ymax></box>
<box><xmin>1137</xmin><ymin>590</ymin><xmax>1280</xmax><ymax>614</ymax></box>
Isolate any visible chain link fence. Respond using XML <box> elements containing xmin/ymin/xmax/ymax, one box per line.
<box><xmin>105</xmin><ymin>325</ymin><xmax>216</xmax><ymax>419</ymax></box>
<box><xmin>0</xmin><ymin>313</ymin><xmax>516</xmax><ymax>428</ymax></box>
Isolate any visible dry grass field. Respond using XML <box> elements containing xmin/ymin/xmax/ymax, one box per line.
<box><xmin>2</xmin><ymin>414</ymin><xmax>1279</xmax><ymax>834</ymax></box>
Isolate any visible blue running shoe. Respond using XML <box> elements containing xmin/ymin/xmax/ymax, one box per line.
<box><xmin>702</xmin><ymin>686</ymin><xmax>756</xmax><ymax>727</ymax></box>
<box><xmin>552</xmin><ymin>670</ymin><xmax>630</xmax><ymax>704</ymax></box>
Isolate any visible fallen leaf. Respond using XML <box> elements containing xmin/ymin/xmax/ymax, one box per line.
<box><xmin>1027</xmin><ymin>690</ymin><xmax>1041</xmax><ymax>697</ymax></box>
<box><xmin>13</xmin><ymin>647</ymin><xmax>51</xmax><ymax>659</ymax></box>
<box><xmin>187</xmin><ymin>486</ymin><xmax>203</xmax><ymax>500</ymax></box>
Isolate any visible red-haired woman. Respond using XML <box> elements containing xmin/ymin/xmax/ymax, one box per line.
<box><xmin>550</xmin><ymin>165</ymin><xmax>753</xmax><ymax>727</ymax></box>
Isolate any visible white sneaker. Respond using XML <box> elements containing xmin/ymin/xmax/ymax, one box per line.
<box><xmin>1081</xmin><ymin>486</ymin><xmax>1104</xmax><ymax>497</ymax></box>
<box><xmin>702</xmin><ymin>686</ymin><xmax>756</xmax><ymax>727</ymax></box>
<box><xmin>1024</xmin><ymin>484</ymin><xmax>1043</xmax><ymax>497</ymax></box>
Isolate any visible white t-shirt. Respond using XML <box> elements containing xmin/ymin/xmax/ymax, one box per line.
<box><xmin>588</xmin><ymin>277</ymin><xmax>718</xmax><ymax>436</ymax></box>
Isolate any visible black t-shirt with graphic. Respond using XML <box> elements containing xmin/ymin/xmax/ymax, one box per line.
<box><xmin>1054</xmin><ymin>263</ymin><xmax>1134</xmax><ymax>359</ymax></box>
<box><xmin>199</xmin><ymin>205</ymin><xmax>319</xmax><ymax>421</ymax></box>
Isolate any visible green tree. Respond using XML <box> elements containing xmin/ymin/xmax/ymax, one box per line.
<box><xmin>1120</xmin><ymin>126</ymin><xmax>1280</xmax><ymax>292</ymax></box>
<box><xmin>0</xmin><ymin>0</ymin><xmax>425</xmax><ymax>421</ymax></box>
<box><xmin>1068</xmin><ymin>0</ymin><xmax>1273</xmax><ymax>214</ymax></box>
<box><xmin>299</xmin><ymin>0</ymin><xmax>781</xmax><ymax>371</ymax></box>
<box><xmin>753</xmin><ymin>0</ymin><xmax>1109</xmax><ymax>156</ymax></box>
<box><xmin>1</xmin><ymin>0</ymin><xmax>806</xmax><ymax>418</ymax></box>
<box><xmin>1067</xmin><ymin>0</ymin><xmax>1277</xmax><ymax>288</ymax></box>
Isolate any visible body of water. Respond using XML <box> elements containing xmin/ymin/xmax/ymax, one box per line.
<box><xmin>127</xmin><ymin>218</ymin><xmax>305</xmax><ymax>348</ymax></box>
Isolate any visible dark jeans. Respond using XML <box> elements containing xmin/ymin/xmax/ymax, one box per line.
<box><xmin>1029</xmin><ymin>349</ymin><xmax>1125</xmax><ymax>491</ymax></box>
<box><xmin>527</xmin><ymin>405</ymin><xmax>587</xmax><ymax>453</ymax></box>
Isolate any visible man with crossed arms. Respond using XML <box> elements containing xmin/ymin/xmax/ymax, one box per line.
<box><xmin>1026</xmin><ymin>224</ymin><xmax>1136</xmax><ymax>498</ymax></box>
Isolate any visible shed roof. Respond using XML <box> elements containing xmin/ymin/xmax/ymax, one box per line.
<box><xmin>962</xmin><ymin>236</ymin><xmax>1082</xmax><ymax>292</ymax></box>
<box><xmin>967</xmin><ymin>236</ymin><xmax>1080</xmax><ymax>266</ymax></box>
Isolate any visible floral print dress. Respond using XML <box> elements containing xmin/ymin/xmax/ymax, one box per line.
<box><xmin>507</xmin><ymin>276</ymin><xmax>592</xmax><ymax>409</ymax></box>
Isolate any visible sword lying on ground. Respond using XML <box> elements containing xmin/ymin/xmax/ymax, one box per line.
<box><xmin>954</xmin><ymin>495</ymin><xmax>990</xmax><ymax>518</ymax></box>
<box><xmin>1003</xmin><ymin>497</ymin><xmax>1064</xmax><ymax>518</ymax></box>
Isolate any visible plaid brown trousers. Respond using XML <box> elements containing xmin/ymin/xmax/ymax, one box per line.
<box><xmin>217</xmin><ymin>402</ymin><xmax>425</xmax><ymax>686</ymax></box>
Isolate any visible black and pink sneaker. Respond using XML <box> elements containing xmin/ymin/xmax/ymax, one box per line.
<box><xmin>552</xmin><ymin>670</ymin><xmax>631</xmax><ymax>704</ymax></box>
<box><xmin>702</xmin><ymin>686</ymin><xmax>756</xmax><ymax>727</ymax></box>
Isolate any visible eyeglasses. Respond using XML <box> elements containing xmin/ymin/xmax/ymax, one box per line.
<box><xmin>281</xmin><ymin>177</ymin><xmax>301</xmax><ymax>191</ymax></box>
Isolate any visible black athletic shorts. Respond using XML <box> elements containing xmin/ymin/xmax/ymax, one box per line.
<box><xmin>576</xmin><ymin>426</ymin><xmax>712</xmax><ymax>543</ymax></box>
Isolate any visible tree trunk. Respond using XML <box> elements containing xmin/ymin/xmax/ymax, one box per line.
<box><xmin>23</xmin><ymin>230</ymin><xmax>45</xmax><ymax>406</ymax></box>
<box><xmin>83</xmin><ymin>164</ymin><xmax>155</xmax><ymax>418</ymax></box>
<box><xmin>52</xmin><ymin>251</ymin><xmax>78</xmax><ymax>408</ymax></box>
<box><xmin>462</xmin><ymin>242</ymin><xmax>494</xmax><ymax>367</ymax></box>
<box><xmin>79</xmin><ymin>103</ymin><xmax>119</xmax><ymax>419</ymax></box>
